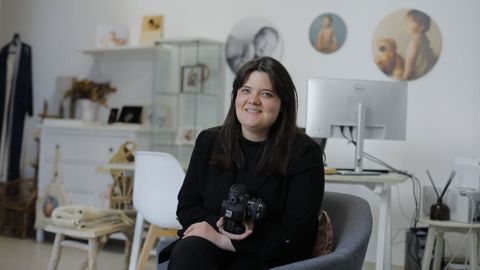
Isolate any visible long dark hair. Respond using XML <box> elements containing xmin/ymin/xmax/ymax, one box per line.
<box><xmin>211</xmin><ymin>57</ymin><xmax>299</xmax><ymax>176</ymax></box>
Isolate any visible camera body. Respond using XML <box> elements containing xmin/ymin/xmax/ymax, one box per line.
<box><xmin>221</xmin><ymin>184</ymin><xmax>266</xmax><ymax>234</ymax></box>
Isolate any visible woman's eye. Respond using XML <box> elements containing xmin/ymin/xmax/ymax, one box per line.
<box><xmin>261</xmin><ymin>91</ymin><xmax>274</xmax><ymax>97</ymax></box>
<box><xmin>239</xmin><ymin>88</ymin><xmax>250</xmax><ymax>94</ymax></box>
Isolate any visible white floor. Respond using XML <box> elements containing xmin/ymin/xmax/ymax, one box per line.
<box><xmin>0</xmin><ymin>234</ymin><xmax>403</xmax><ymax>270</ymax></box>
<box><xmin>0</xmin><ymin>234</ymin><xmax>157</xmax><ymax>270</ymax></box>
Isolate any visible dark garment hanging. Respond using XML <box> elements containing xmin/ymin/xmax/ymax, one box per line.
<box><xmin>0</xmin><ymin>36</ymin><xmax>33</xmax><ymax>181</ymax></box>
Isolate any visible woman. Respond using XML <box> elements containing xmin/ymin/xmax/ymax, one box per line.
<box><xmin>165</xmin><ymin>57</ymin><xmax>325</xmax><ymax>269</ymax></box>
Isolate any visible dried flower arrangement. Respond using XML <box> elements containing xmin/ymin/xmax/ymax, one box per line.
<box><xmin>64</xmin><ymin>79</ymin><xmax>117</xmax><ymax>106</ymax></box>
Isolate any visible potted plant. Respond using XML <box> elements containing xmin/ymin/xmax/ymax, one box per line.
<box><xmin>64</xmin><ymin>79</ymin><xmax>117</xmax><ymax>121</ymax></box>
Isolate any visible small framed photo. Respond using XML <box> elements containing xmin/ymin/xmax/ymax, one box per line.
<box><xmin>139</xmin><ymin>15</ymin><xmax>164</xmax><ymax>45</ymax></box>
<box><xmin>180</xmin><ymin>64</ymin><xmax>210</xmax><ymax>93</ymax></box>
<box><xmin>118</xmin><ymin>106</ymin><xmax>143</xmax><ymax>124</ymax></box>
<box><xmin>96</xmin><ymin>25</ymin><xmax>129</xmax><ymax>48</ymax></box>
<box><xmin>175</xmin><ymin>126</ymin><xmax>201</xmax><ymax>145</ymax></box>
<box><xmin>108</xmin><ymin>108</ymin><xmax>119</xmax><ymax>124</ymax></box>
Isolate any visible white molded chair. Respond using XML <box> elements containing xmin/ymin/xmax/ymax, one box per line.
<box><xmin>128</xmin><ymin>151</ymin><xmax>184</xmax><ymax>270</ymax></box>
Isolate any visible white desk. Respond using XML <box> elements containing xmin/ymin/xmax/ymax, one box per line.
<box><xmin>325</xmin><ymin>173</ymin><xmax>409</xmax><ymax>270</ymax></box>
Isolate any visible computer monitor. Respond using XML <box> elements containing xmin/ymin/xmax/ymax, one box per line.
<box><xmin>305</xmin><ymin>78</ymin><xmax>408</xmax><ymax>174</ymax></box>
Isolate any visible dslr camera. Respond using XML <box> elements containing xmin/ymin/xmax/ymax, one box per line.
<box><xmin>221</xmin><ymin>184</ymin><xmax>266</xmax><ymax>234</ymax></box>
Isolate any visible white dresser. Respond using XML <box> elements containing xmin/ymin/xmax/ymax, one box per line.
<box><xmin>36</xmin><ymin>119</ymin><xmax>148</xmax><ymax>241</ymax></box>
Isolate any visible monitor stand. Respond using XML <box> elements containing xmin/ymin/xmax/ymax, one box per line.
<box><xmin>343</xmin><ymin>102</ymin><xmax>382</xmax><ymax>176</ymax></box>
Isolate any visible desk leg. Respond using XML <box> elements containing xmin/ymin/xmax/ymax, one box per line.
<box><xmin>432</xmin><ymin>230</ymin><xmax>443</xmax><ymax>270</ymax></box>
<box><xmin>470</xmin><ymin>230</ymin><xmax>478</xmax><ymax>270</ymax></box>
<box><xmin>421</xmin><ymin>226</ymin><xmax>436</xmax><ymax>270</ymax></box>
<box><xmin>375</xmin><ymin>187</ymin><xmax>391</xmax><ymax>270</ymax></box>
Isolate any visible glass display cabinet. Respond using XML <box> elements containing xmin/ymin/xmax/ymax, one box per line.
<box><xmin>150</xmin><ymin>38</ymin><xmax>225</xmax><ymax>167</ymax></box>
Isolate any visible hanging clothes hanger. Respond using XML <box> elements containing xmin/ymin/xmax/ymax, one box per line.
<box><xmin>11</xmin><ymin>33</ymin><xmax>21</xmax><ymax>46</ymax></box>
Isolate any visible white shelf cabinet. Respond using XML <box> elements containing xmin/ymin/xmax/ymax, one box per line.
<box><xmin>35</xmin><ymin>119</ymin><xmax>148</xmax><ymax>241</ymax></box>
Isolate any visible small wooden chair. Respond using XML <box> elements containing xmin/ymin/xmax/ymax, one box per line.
<box><xmin>45</xmin><ymin>223</ymin><xmax>133</xmax><ymax>270</ymax></box>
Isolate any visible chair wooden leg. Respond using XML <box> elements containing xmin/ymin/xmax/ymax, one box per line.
<box><xmin>48</xmin><ymin>233</ymin><xmax>65</xmax><ymax>270</ymax></box>
<box><xmin>87</xmin><ymin>238</ymin><xmax>99</xmax><ymax>270</ymax></box>
<box><xmin>136</xmin><ymin>225</ymin><xmax>177</xmax><ymax>270</ymax></box>
<box><xmin>123</xmin><ymin>229</ymin><xmax>133</xmax><ymax>270</ymax></box>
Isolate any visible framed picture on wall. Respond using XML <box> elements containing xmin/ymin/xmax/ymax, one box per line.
<box><xmin>175</xmin><ymin>126</ymin><xmax>201</xmax><ymax>145</ymax></box>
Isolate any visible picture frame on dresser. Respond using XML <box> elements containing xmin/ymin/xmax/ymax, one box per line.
<box><xmin>118</xmin><ymin>106</ymin><xmax>143</xmax><ymax>124</ymax></box>
<box><xmin>175</xmin><ymin>126</ymin><xmax>201</xmax><ymax>145</ymax></box>
<box><xmin>180</xmin><ymin>63</ymin><xmax>210</xmax><ymax>93</ymax></box>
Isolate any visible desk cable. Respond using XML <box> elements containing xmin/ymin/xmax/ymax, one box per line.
<box><xmin>340</xmin><ymin>126</ymin><xmax>424</xmax><ymax>267</ymax></box>
<box><xmin>340</xmin><ymin>126</ymin><xmax>422</xmax><ymax>227</ymax></box>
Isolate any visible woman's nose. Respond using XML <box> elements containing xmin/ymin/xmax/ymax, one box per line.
<box><xmin>247</xmin><ymin>93</ymin><xmax>260</xmax><ymax>104</ymax></box>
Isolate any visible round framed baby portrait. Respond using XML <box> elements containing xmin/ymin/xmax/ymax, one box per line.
<box><xmin>309</xmin><ymin>13</ymin><xmax>347</xmax><ymax>54</ymax></box>
<box><xmin>372</xmin><ymin>9</ymin><xmax>442</xmax><ymax>81</ymax></box>
<box><xmin>225</xmin><ymin>16</ymin><xmax>283</xmax><ymax>73</ymax></box>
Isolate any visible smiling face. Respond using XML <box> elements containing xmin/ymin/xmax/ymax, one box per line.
<box><xmin>235</xmin><ymin>71</ymin><xmax>281</xmax><ymax>141</ymax></box>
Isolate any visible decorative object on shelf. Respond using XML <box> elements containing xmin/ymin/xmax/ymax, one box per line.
<box><xmin>309</xmin><ymin>13</ymin><xmax>347</xmax><ymax>54</ymax></box>
<box><xmin>175</xmin><ymin>126</ymin><xmax>201</xmax><ymax>145</ymax></box>
<box><xmin>139</xmin><ymin>15</ymin><xmax>164</xmax><ymax>45</ymax></box>
<box><xmin>226</xmin><ymin>16</ymin><xmax>283</xmax><ymax>73</ymax></box>
<box><xmin>372</xmin><ymin>9</ymin><xmax>442</xmax><ymax>81</ymax></box>
<box><xmin>426</xmin><ymin>170</ymin><xmax>456</xmax><ymax>220</ymax></box>
<box><xmin>34</xmin><ymin>145</ymin><xmax>71</xmax><ymax>231</ymax></box>
<box><xmin>118</xmin><ymin>106</ymin><xmax>143</xmax><ymax>124</ymax></box>
<box><xmin>64</xmin><ymin>79</ymin><xmax>116</xmax><ymax>121</ymax></box>
<box><xmin>180</xmin><ymin>63</ymin><xmax>210</xmax><ymax>93</ymax></box>
<box><xmin>108</xmin><ymin>140</ymin><xmax>136</xmax><ymax>209</ymax></box>
<box><xmin>96</xmin><ymin>24</ymin><xmax>129</xmax><ymax>48</ymax></box>
<box><xmin>108</xmin><ymin>107</ymin><xmax>119</xmax><ymax>124</ymax></box>
<box><xmin>78</xmin><ymin>99</ymin><xmax>98</xmax><ymax>122</ymax></box>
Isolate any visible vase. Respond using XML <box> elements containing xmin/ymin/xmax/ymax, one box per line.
<box><xmin>78</xmin><ymin>99</ymin><xmax>98</xmax><ymax>122</ymax></box>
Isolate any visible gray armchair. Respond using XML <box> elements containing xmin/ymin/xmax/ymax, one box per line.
<box><xmin>157</xmin><ymin>191</ymin><xmax>372</xmax><ymax>270</ymax></box>
<box><xmin>271</xmin><ymin>191</ymin><xmax>373</xmax><ymax>270</ymax></box>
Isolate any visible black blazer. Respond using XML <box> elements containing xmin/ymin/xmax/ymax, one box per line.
<box><xmin>176</xmin><ymin>128</ymin><xmax>325</xmax><ymax>268</ymax></box>
<box><xmin>0</xmin><ymin>42</ymin><xmax>33</xmax><ymax>180</ymax></box>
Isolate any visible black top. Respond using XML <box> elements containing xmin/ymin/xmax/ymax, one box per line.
<box><xmin>176</xmin><ymin>127</ymin><xmax>325</xmax><ymax>268</ymax></box>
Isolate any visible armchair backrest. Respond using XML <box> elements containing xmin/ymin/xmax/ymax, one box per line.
<box><xmin>271</xmin><ymin>191</ymin><xmax>373</xmax><ymax>270</ymax></box>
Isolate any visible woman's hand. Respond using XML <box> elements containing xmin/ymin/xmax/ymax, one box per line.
<box><xmin>216</xmin><ymin>217</ymin><xmax>253</xmax><ymax>241</ymax></box>
<box><xmin>183</xmin><ymin>221</ymin><xmax>235</xmax><ymax>251</ymax></box>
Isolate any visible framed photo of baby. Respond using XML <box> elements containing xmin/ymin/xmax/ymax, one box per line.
<box><xmin>372</xmin><ymin>9</ymin><xmax>442</xmax><ymax>81</ymax></box>
<box><xmin>309</xmin><ymin>13</ymin><xmax>347</xmax><ymax>54</ymax></box>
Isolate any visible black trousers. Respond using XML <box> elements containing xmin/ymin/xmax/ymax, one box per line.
<box><xmin>167</xmin><ymin>236</ymin><xmax>264</xmax><ymax>270</ymax></box>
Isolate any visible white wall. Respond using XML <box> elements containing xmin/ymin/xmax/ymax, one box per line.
<box><xmin>1</xmin><ymin>0</ymin><xmax>479</xmax><ymax>266</ymax></box>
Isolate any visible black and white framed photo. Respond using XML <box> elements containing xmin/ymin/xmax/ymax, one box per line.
<box><xmin>180</xmin><ymin>64</ymin><xmax>210</xmax><ymax>93</ymax></box>
<box><xmin>108</xmin><ymin>107</ymin><xmax>119</xmax><ymax>124</ymax></box>
<box><xmin>118</xmin><ymin>106</ymin><xmax>143</xmax><ymax>124</ymax></box>
<box><xmin>225</xmin><ymin>16</ymin><xmax>283</xmax><ymax>73</ymax></box>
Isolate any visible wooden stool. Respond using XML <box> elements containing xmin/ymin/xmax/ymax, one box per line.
<box><xmin>45</xmin><ymin>223</ymin><xmax>133</xmax><ymax>270</ymax></box>
<box><xmin>421</xmin><ymin>217</ymin><xmax>480</xmax><ymax>270</ymax></box>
